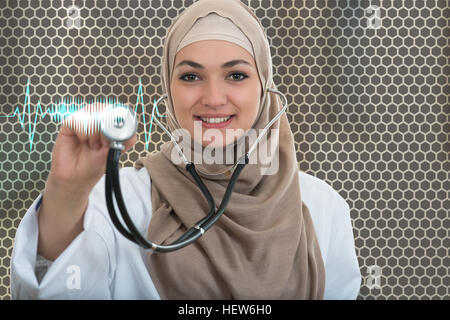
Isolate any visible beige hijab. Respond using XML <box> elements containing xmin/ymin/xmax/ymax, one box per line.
<box><xmin>134</xmin><ymin>0</ymin><xmax>325</xmax><ymax>299</ymax></box>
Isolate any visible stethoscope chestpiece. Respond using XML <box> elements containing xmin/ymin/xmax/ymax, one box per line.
<box><xmin>101</xmin><ymin>104</ymin><xmax>138</xmax><ymax>144</ymax></box>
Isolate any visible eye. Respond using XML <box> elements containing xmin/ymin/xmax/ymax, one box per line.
<box><xmin>179</xmin><ymin>72</ymin><xmax>248</xmax><ymax>82</ymax></box>
<box><xmin>229</xmin><ymin>72</ymin><xmax>248</xmax><ymax>81</ymax></box>
<box><xmin>180</xmin><ymin>73</ymin><xmax>199</xmax><ymax>82</ymax></box>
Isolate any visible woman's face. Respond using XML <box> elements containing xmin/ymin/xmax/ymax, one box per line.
<box><xmin>170</xmin><ymin>40</ymin><xmax>262</xmax><ymax>147</ymax></box>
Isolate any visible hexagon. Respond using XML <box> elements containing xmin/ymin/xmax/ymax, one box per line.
<box><xmin>0</xmin><ymin>0</ymin><xmax>447</xmax><ymax>301</ymax></box>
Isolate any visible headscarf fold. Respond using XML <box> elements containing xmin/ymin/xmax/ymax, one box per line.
<box><xmin>134</xmin><ymin>0</ymin><xmax>325</xmax><ymax>299</ymax></box>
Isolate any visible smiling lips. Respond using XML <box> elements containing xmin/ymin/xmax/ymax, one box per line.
<box><xmin>194</xmin><ymin>114</ymin><xmax>235</xmax><ymax>128</ymax></box>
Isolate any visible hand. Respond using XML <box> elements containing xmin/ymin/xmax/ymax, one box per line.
<box><xmin>46</xmin><ymin>104</ymin><xmax>137</xmax><ymax>197</ymax></box>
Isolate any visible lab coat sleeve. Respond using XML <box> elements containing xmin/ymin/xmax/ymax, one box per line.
<box><xmin>11</xmin><ymin>179</ymin><xmax>117</xmax><ymax>299</ymax></box>
<box><xmin>323</xmin><ymin>192</ymin><xmax>362</xmax><ymax>299</ymax></box>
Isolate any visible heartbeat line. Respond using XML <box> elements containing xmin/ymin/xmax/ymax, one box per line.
<box><xmin>0</xmin><ymin>79</ymin><xmax>167</xmax><ymax>151</ymax></box>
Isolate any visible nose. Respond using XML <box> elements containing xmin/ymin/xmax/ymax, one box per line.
<box><xmin>201</xmin><ymin>80</ymin><xmax>227</xmax><ymax>108</ymax></box>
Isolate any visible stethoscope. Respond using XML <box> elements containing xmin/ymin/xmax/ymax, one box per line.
<box><xmin>100</xmin><ymin>87</ymin><xmax>287</xmax><ymax>253</ymax></box>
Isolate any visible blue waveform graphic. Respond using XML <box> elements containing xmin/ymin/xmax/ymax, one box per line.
<box><xmin>0</xmin><ymin>79</ymin><xmax>167</xmax><ymax>151</ymax></box>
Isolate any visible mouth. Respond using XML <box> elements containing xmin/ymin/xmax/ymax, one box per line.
<box><xmin>193</xmin><ymin>114</ymin><xmax>236</xmax><ymax>128</ymax></box>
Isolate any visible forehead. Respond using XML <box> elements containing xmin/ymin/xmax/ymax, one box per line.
<box><xmin>174</xmin><ymin>40</ymin><xmax>255</xmax><ymax>66</ymax></box>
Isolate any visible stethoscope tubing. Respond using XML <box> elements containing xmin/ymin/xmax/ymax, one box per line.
<box><xmin>105</xmin><ymin>147</ymin><xmax>248</xmax><ymax>253</ymax></box>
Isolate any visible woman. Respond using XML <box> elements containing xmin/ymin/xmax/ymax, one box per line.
<box><xmin>11</xmin><ymin>0</ymin><xmax>361</xmax><ymax>299</ymax></box>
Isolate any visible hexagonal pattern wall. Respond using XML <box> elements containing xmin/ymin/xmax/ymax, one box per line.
<box><xmin>0</xmin><ymin>0</ymin><xmax>448</xmax><ymax>300</ymax></box>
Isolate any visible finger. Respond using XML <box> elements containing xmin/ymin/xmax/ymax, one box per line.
<box><xmin>100</xmin><ymin>134</ymin><xmax>110</xmax><ymax>149</ymax></box>
<box><xmin>87</xmin><ymin>130</ymin><xmax>101</xmax><ymax>151</ymax></box>
<box><xmin>76</xmin><ymin>103</ymin><xmax>107</xmax><ymax>150</ymax></box>
<box><xmin>58</xmin><ymin>122</ymin><xmax>89</xmax><ymax>146</ymax></box>
<box><xmin>60</xmin><ymin>104</ymin><xmax>98</xmax><ymax>145</ymax></box>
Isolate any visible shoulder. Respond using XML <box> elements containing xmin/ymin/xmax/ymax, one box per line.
<box><xmin>120</xmin><ymin>166</ymin><xmax>152</xmax><ymax>189</ymax></box>
<box><xmin>297</xmin><ymin>170</ymin><xmax>351</xmax><ymax>261</ymax></box>
<box><xmin>298</xmin><ymin>171</ymin><xmax>361</xmax><ymax>299</ymax></box>
<box><xmin>89</xmin><ymin>166</ymin><xmax>151</xmax><ymax>207</ymax></box>
<box><xmin>297</xmin><ymin>170</ymin><xmax>349</xmax><ymax>215</ymax></box>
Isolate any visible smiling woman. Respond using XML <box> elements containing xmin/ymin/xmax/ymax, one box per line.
<box><xmin>168</xmin><ymin>11</ymin><xmax>263</xmax><ymax>149</ymax></box>
<box><xmin>171</xmin><ymin>39</ymin><xmax>262</xmax><ymax>147</ymax></box>
<box><xmin>11</xmin><ymin>0</ymin><xmax>361</xmax><ymax>300</ymax></box>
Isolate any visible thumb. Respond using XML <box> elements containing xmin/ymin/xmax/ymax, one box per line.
<box><xmin>121</xmin><ymin>134</ymin><xmax>137</xmax><ymax>154</ymax></box>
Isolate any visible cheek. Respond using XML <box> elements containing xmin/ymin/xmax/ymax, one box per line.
<box><xmin>235</xmin><ymin>88</ymin><xmax>260</xmax><ymax>126</ymax></box>
<box><xmin>171</xmin><ymin>83</ymin><xmax>195</xmax><ymax>122</ymax></box>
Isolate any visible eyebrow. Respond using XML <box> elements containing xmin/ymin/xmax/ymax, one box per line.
<box><xmin>175</xmin><ymin>59</ymin><xmax>252</xmax><ymax>69</ymax></box>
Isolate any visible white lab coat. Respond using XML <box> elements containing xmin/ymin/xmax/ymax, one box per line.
<box><xmin>11</xmin><ymin>167</ymin><xmax>362</xmax><ymax>299</ymax></box>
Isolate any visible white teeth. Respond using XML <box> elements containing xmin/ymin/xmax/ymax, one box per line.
<box><xmin>199</xmin><ymin>115</ymin><xmax>232</xmax><ymax>123</ymax></box>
